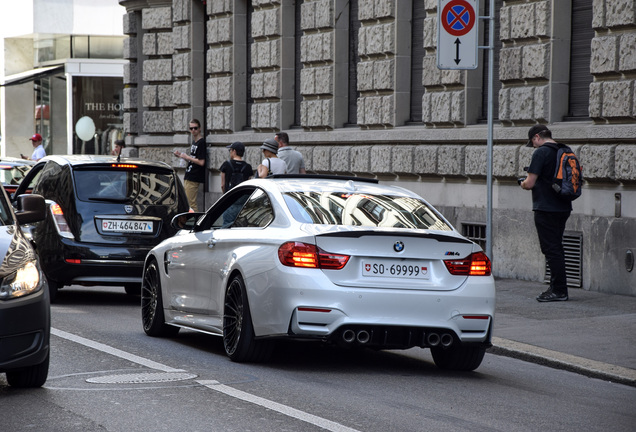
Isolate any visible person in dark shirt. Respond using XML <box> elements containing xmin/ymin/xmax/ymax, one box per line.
<box><xmin>520</xmin><ymin>125</ymin><xmax>572</xmax><ymax>302</ymax></box>
<box><xmin>220</xmin><ymin>141</ymin><xmax>252</xmax><ymax>193</ymax></box>
<box><xmin>174</xmin><ymin>119</ymin><xmax>206</xmax><ymax>211</ymax></box>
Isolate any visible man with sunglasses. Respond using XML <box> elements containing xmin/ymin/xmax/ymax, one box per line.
<box><xmin>174</xmin><ymin>119</ymin><xmax>207</xmax><ymax>211</ymax></box>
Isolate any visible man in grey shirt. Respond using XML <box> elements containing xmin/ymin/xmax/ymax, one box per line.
<box><xmin>274</xmin><ymin>132</ymin><xmax>306</xmax><ymax>174</ymax></box>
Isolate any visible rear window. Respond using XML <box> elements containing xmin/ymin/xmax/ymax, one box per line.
<box><xmin>74</xmin><ymin>167</ymin><xmax>177</xmax><ymax>205</ymax></box>
<box><xmin>283</xmin><ymin>191</ymin><xmax>452</xmax><ymax>230</ymax></box>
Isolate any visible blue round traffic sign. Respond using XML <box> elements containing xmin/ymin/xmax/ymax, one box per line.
<box><xmin>441</xmin><ymin>0</ymin><xmax>476</xmax><ymax>37</ymax></box>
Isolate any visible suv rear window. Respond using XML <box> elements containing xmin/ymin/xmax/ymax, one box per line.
<box><xmin>283</xmin><ymin>191</ymin><xmax>452</xmax><ymax>230</ymax></box>
<box><xmin>74</xmin><ymin>167</ymin><xmax>178</xmax><ymax>205</ymax></box>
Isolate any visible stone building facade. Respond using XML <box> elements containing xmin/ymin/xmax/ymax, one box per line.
<box><xmin>119</xmin><ymin>0</ymin><xmax>636</xmax><ymax>296</ymax></box>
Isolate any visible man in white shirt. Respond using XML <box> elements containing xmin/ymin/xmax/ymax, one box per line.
<box><xmin>22</xmin><ymin>133</ymin><xmax>46</xmax><ymax>161</ymax></box>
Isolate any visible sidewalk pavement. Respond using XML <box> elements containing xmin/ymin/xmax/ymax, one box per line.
<box><xmin>489</xmin><ymin>278</ymin><xmax>636</xmax><ymax>387</ymax></box>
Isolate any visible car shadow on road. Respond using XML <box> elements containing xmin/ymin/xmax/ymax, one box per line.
<box><xmin>52</xmin><ymin>286</ymin><xmax>140</xmax><ymax>307</ymax></box>
<box><xmin>170</xmin><ymin>331</ymin><xmax>489</xmax><ymax>379</ymax></box>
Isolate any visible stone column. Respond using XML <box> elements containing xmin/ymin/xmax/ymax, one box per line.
<box><xmin>590</xmin><ymin>0</ymin><xmax>636</xmax><ymax>122</ymax></box>
<box><xmin>300</xmin><ymin>0</ymin><xmax>348</xmax><ymax>129</ymax></box>
<box><xmin>498</xmin><ymin>0</ymin><xmax>571</xmax><ymax>124</ymax></box>
<box><xmin>140</xmin><ymin>5</ymin><xmax>175</xmax><ymax>138</ymax></box>
<box><xmin>172</xmin><ymin>0</ymin><xmax>205</xmax><ymax>136</ymax></box>
<box><xmin>122</xmin><ymin>10</ymin><xmax>140</xmax><ymax>141</ymax></box>
<box><xmin>356</xmin><ymin>0</ymin><xmax>412</xmax><ymax>128</ymax></box>
<box><xmin>250</xmin><ymin>1</ymin><xmax>295</xmax><ymax>131</ymax></box>
<box><xmin>206</xmin><ymin>0</ymin><xmax>242</xmax><ymax>132</ymax></box>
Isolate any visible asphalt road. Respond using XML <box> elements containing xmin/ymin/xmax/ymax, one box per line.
<box><xmin>1</xmin><ymin>285</ymin><xmax>634</xmax><ymax>432</ymax></box>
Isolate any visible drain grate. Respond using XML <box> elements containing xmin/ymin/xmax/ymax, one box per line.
<box><xmin>86</xmin><ymin>372</ymin><xmax>197</xmax><ymax>384</ymax></box>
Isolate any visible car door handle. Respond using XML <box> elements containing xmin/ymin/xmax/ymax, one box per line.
<box><xmin>207</xmin><ymin>237</ymin><xmax>217</xmax><ymax>248</ymax></box>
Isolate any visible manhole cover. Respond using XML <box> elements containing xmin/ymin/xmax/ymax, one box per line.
<box><xmin>86</xmin><ymin>372</ymin><xmax>197</xmax><ymax>384</ymax></box>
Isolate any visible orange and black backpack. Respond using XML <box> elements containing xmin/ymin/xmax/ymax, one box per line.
<box><xmin>545</xmin><ymin>142</ymin><xmax>583</xmax><ymax>201</ymax></box>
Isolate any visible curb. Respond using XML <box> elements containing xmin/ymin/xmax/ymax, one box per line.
<box><xmin>489</xmin><ymin>337</ymin><xmax>636</xmax><ymax>388</ymax></box>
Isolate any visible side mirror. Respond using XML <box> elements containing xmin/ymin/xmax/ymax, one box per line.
<box><xmin>16</xmin><ymin>194</ymin><xmax>46</xmax><ymax>225</ymax></box>
<box><xmin>171</xmin><ymin>212</ymin><xmax>202</xmax><ymax>231</ymax></box>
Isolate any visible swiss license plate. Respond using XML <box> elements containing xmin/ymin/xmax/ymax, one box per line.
<box><xmin>362</xmin><ymin>260</ymin><xmax>429</xmax><ymax>279</ymax></box>
<box><xmin>102</xmin><ymin>219</ymin><xmax>153</xmax><ymax>234</ymax></box>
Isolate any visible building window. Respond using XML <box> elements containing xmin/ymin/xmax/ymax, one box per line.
<box><xmin>294</xmin><ymin>1</ymin><xmax>302</xmax><ymax>127</ymax></box>
<box><xmin>348</xmin><ymin>0</ymin><xmax>360</xmax><ymax>126</ymax></box>
<box><xmin>479</xmin><ymin>0</ymin><xmax>502</xmax><ymax>121</ymax></box>
<box><xmin>566</xmin><ymin>0</ymin><xmax>593</xmax><ymax>119</ymax></box>
<box><xmin>409</xmin><ymin>0</ymin><xmax>426</xmax><ymax>124</ymax></box>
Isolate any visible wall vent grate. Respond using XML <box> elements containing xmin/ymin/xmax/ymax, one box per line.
<box><xmin>461</xmin><ymin>222</ymin><xmax>486</xmax><ymax>251</ymax></box>
<box><xmin>544</xmin><ymin>231</ymin><xmax>583</xmax><ymax>288</ymax></box>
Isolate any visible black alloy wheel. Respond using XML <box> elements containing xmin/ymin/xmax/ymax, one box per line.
<box><xmin>223</xmin><ymin>275</ymin><xmax>272</xmax><ymax>362</ymax></box>
<box><xmin>141</xmin><ymin>260</ymin><xmax>179</xmax><ymax>337</ymax></box>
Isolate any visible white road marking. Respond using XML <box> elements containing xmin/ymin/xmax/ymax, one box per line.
<box><xmin>51</xmin><ymin>328</ymin><xmax>184</xmax><ymax>373</ymax></box>
<box><xmin>51</xmin><ymin>327</ymin><xmax>361</xmax><ymax>432</ymax></box>
<box><xmin>198</xmin><ymin>380</ymin><xmax>361</xmax><ymax>432</ymax></box>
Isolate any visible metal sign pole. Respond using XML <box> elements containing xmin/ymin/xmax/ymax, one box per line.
<box><xmin>484</xmin><ymin>0</ymin><xmax>494</xmax><ymax>260</ymax></box>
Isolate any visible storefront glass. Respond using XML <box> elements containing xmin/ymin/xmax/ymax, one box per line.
<box><xmin>72</xmin><ymin>76</ymin><xmax>124</xmax><ymax>155</ymax></box>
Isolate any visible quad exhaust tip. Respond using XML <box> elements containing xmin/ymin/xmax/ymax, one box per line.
<box><xmin>342</xmin><ymin>329</ymin><xmax>356</xmax><ymax>343</ymax></box>
<box><xmin>427</xmin><ymin>332</ymin><xmax>454</xmax><ymax>347</ymax></box>
<box><xmin>341</xmin><ymin>329</ymin><xmax>371</xmax><ymax>344</ymax></box>
<box><xmin>341</xmin><ymin>329</ymin><xmax>454</xmax><ymax>347</ymax></box>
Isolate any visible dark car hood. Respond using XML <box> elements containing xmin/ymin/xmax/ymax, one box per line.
<box><xmin>0</xmin><ymin>225</ymin><xmax>36</xmax><ymax>278</ymax></box>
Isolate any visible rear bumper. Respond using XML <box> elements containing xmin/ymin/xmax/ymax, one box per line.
<box><xmin>38</xmin><ymin>236</ymin><xmax>148</xmax><ymax>286</ymax></box>
<box><xmin>0</xmin><ymin>285</ymin><xmax>50</xmax><ymax>371</ymax></box>
<box><xmin>245</xmin><ymin>268</ymin><xmax>495</xmax><ymax>347</ymax></box>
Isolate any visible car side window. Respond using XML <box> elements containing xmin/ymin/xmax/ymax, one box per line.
<box><xmin>233</xmin><ymin>189</ymin><xmax>274</xmax><ymax>228</ymax></box>
<box><xmin>196</xmin><ymin>188</ymin><xmax>255</xmax><ymax>231</ymax></box>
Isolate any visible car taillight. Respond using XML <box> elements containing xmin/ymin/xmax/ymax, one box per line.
<box><xmin>50</xmin><ymin>202</ymin><xmax>74</xmax><ymax>239</ymax></box>
<box><xmin>278</xmin><ymin>242</ymin><xmax>350</xmax><ymax>270</ymax></box>
<box><xmin>444</xmin><ymin>251</ymin><xmax>491</xmax><ymax>276</ymax></box>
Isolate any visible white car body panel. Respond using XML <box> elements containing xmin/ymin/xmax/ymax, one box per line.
<box><xmin>145</xmin><ymin>177</ymin><xmax>495</xmax><ymax>353</ymax></box>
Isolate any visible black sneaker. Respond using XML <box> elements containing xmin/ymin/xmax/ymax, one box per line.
<box><xmin>536</xmin><ymin>290</ymin><xmax>568</xmax><ymax>302</ymax></box>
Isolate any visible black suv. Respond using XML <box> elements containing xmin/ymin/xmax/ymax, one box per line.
<box><xmin>13</xmin><ymin>155</ymin><xmax>189</xmax><ymax>299</ymax></box>
<box><xmin>0</xmin><ymin>191</ymin><xmax>50</xmax><ymax>387</ymax></box>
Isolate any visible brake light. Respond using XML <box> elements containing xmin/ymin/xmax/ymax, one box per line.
<box><xmin>50</xmin><ymin>202</ymin><xmax>74</xmax><ymax>239</ymax></box>
<box><xmin>278</xmin><ymin>242</ymin><xmax>350</xmax><ymax>270</ymax></box>
<box><xmin>110</xmin><ymin>163</ymin><xmax>138</xmax><ymax>169</ymax></box>
<box><xmin>444</xmin><ymin>251</ymin><xmax>491</xmax><ymax>276</ymax></box>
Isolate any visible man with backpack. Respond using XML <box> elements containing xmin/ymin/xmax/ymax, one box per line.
<box><xmin>520</xmin><ymin>125</ymin><xmax>580</xmax><ymax>302</ymax></box>
<box><xmin>220</xmin><ymin>141</ymin><xmax>253</xmax><ymax>193</ymax></box>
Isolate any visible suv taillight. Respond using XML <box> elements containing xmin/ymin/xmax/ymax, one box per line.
<box><xmin>444</xmin><ymin>251</ymin><xmax>491</xmax><ymax>276</ymax></box>
<box><xmin>278</xmin><ymin>242</ymin><xmax>349</xmax><ymax>270</ymax></box>
<box><xmin>50</xmin><ymin>202</ymin><xmax>73</xmax><ymax>239</ymax></box>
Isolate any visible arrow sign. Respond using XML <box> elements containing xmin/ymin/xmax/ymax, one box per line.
<box><xmin>454</xmin><ymin>38</ymin><xmax>461</xmax><ymax>64</ymax></box>
<box><xmin>437</xmin><ymin>0</ymin><xmax>478</xmax><ymax>70</ymax></box>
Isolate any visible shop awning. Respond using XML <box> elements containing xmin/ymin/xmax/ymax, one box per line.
<box><xmin>0</xmin><ymin>65</ymin><xmax>65</xmax><ymax>87</ymax></box>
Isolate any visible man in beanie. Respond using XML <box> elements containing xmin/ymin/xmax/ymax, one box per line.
<box><xmin>256</xmin><ymin>138</ymin><xmax>287</xmax><ymax>178</ymax></box>
<box><xmin>519</xmin><ymin>125</ymin><xmax>572</xmax><ymax>302</ymax></box>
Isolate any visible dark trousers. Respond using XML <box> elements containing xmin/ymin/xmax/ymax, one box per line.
<box><xmin>534</xmin><ymin>211</ymin><xmax>571</xmax><ymax>294</ymax></box>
